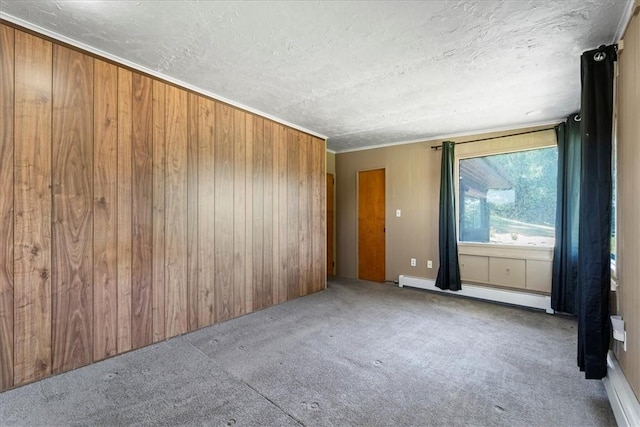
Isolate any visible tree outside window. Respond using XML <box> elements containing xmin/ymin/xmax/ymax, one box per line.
<box><xmin>459</xmin><ymin>147</ymin><xmax>558</xmax><ymax>247</ymax></box>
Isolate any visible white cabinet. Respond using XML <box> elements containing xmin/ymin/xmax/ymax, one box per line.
<box><xmin>525</xmin><ymin>260</ymin><xmax>553</xmax><ymax>292</ymax></box>
<box><xmin>489</xmin><ymin>257</ymin><xmax>526</xmax><ymax>288</ymax></box>
<box><xmin>459</xmin><ymin>255</ymin><xmax>488</xmax><ymax>283</ymax></box>
<box><xmin>458</xmin><ymin>244</ymin><xmax>553</xmax><ymax>294</ymax></box>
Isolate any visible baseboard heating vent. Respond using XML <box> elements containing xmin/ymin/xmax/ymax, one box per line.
<box><xmin>603</xmin><ymin>351</ymin><xmax>640</xmax><ymax>427</ymax></box>
<box><xmin>398</xmin><ymin>275</ymin><xmax>553</xmax><ymax>314</ymax></box>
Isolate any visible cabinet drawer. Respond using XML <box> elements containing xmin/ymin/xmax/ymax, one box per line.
<box><xmin>526</xmin><ymin>260</ymin><xmax>552</xmax><ymax>292</ymax></box>
<box><xmin>459</xmin><ymin>255</ymin><xmax>489</xmax><ymax>283</ymax></box>
<box><xmin>489</xmin><ymin>257</ymin><xmax>526</xmax><ymax>288</ymax></box>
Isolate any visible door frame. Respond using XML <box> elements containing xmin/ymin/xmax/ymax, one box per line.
<box><xmin>326</xmin><ymin>173</ymin><xmax>335</xmax><ymax>276</ymax></box>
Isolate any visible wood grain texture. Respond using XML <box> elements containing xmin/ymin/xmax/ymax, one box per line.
<box><xmin>0</xmin><ymin>23</ymin><xmax>15</xmax><ymax>391</ymax></box>
<box><xmin>262</xmin><ymin>121</ymin><xmax>274</xmax><ymax>307</ymax></box>
<box><xmin>116</xmin><ymin>67</ymin><xmax>132</xmax><ymax>353</ymax></box>
<box><xmin>13</xmin><ymin>30</ymin><xmax>53</xmax><ymax>385</ymax></box>
<box><xmin>277</xmin><ymin>125</ymin><xmax>289</xmax><ymax>304</ymax></box>
<box><xmin>244</xmin><ymin>116</ymin><xmax>254</xmax><ymax>313</ymax></box>
<box><xmin>51</xmin><ymin>45</ymin><xmax>94</xmax><ymax>373</ymax></box>
<box><xmin>233</xmin><ymin>109</ymin><xmax>247</xmax><ymax>317</ymax></box>
<box><xmin>131</xmin><ymin>73</ymin><xmax>153</xmax><ymax>348</ymax></box>
<box><xmin>298</xmin><ymin>133</ymin><xmax>311</xmax><ymax>296</ymax></box>
<box><xmin>197</xmin><ymin>96</ymin><xmax>215</xmax><ymax>328</ymax></box>
<box><xmin>215</xmin><ymin>103</ymin><xmax>234</xmax><ymax>322</ymax></box>
<box><xmin>252</xmin><ymin>117</ymin><xmax>264</xmax><ymax>310</ymax></box>
<box><xmin>358</xmin><ymin>169</ymin><xmax>386</xmax><ymax>282</ymax></box>
<box><xmin>1</xmin><ymin>25</ymin><xmax>327</xmax><ymax>391</ymax></box>
<box><xmin>93</xmin><ymin>59</ymin><xmax>118</xmax><ymax>361</ymax></box>
<box><xmin>271</xmin><ymin>124</ymin><xmax>281</xmax><ymax>304</ymax></box>
<box><xmin>165</xmin><ymin>85</ymin><xmax>188</xmax><ymax>338</ymax></box>
<box><xmin>286</xmin><ymin>129</ymin><xmax>300</xmax><ymax>300</ymax></box>
<box><xmin>311</xmin><ymin>138</ymin><xmax>325</xmax><ymax>292</ymax></box>
<box><xmin>151</xmin><ymin>80</ymin><xmax>166</xmax><ymax>343</ymax></box>
<box><xmin>186</xmin><ymin>93</ymin><xmax>199</xmax><ymax>332</ymax></box>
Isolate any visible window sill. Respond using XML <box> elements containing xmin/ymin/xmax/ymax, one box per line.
<box><xmin>458</xmin><ymin>242</ymin><xmax>554</xmax><ymax>261</ymax></box>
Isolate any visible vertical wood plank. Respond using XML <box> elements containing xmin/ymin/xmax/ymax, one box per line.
<box><xmin>93</xmin><ymin>59</ymin><xmax>118</xmax><ymax>361</ymax></box>
<box><xmin>185</xmin><ymin>92</ymin><xmax>198</xmax><ymax>331</ymax></box>
<box><xmin>197</xmin><ymin>97</ymin><xmax>215</xmax><ymax>328</ymax></box>
<box><xmin>320</xmin><ymin>138</ymin><xmax>328</xmax><ymax>288</ymax></box>
<box><xmin>271</xmin><ymin>124</ymin><xmax>281</xmax><ymax>305</ymax></box>
<box><xmin>244</xmin><ymin>117</ymin><xmax>254</xmax><ymax>314</ymax></box>
<box><xmin>151</xmin><ymin>80</ymin><xmax>166</xmax><ymax>343</ymax></box>
<box><xmin>187</xmin><ymin>93</ymin><xmax>199</xmax><ymax>332</ymax></box>
<box><xmin>165</xmin><ymin>85</ymin><xmax>188</xmax><ymax>338</ymax></box>
<box><xmin>298</xmin><ymin>133</ymin><xmax>311</xmax><ymax>297</ymax></box>
<box><xmin>233</xmin><ymin>109</ymin><xmax>246</xmax><ymax>317</ymax></box>
<box><xmin>286</xmin><ymin>129</ymin><xmax>300</xmax><ymax>300</ymax></box>
<box><xmin>215</xmin><ymin>103</ymin><xmax>234</xmax><ymax>322</ymax></box>
<box><xmin>252</xmin><ymin>117</ymin><xmax>264</xmax><ymax>311</ymax></box>
<box><xmin>311</xmin><ymin>137</ymin><xmax>326</xmax><ymax>292</ymax></box>
<box><xmin>277</xmin><ymin>125</ymin><xmax>289</xmax><ymax>304</ymax></box>
<box><xmin>51</xmin><ymin>45</ymin><xmax>94</xmax><ymax>373</ymax></box>
<box><xmin>262</xmin><ymin>121</ymin><xmax>274</xmax><ymax>308</ymax></box>
<box><xmin>0</xmin><ymin>24</ymin><xmax>15</xmax><ymax>391</ymax></box>
<box><xmin>13</xmin><ymin>30</ymin><xmax>53</xmax><ymax>384</ymax></box>
<box><xmin>116</xmin><ymin>67</ymin><xmax>132</xmax><ymax>353</ymax></box>
<box><xmin>131</xmin><ymin>73</ymin><xmax>153</xmax><ymax>348</ymax></box>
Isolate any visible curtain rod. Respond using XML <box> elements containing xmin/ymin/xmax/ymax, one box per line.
<box><xmin>430</xmin><ymin>126</ymin><xmax>559</xmax><ymax>150</ymax></box>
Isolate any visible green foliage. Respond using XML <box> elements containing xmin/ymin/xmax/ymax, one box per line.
<box><xmin>486</xmin><ymin>147</ymin><xmax>558</xmax><ymax>228</ymax></box>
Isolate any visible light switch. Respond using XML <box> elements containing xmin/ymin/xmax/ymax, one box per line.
<box><xmin>396</xmin><ymin>209</ymin><xmax>401</xmax><ymax>217</ymax></box>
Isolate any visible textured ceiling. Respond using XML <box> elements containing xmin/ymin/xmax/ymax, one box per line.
<box><xmin>0</xmin><ymin>1</ymin><xmax>630</xmax><ymax>152</ymax></box>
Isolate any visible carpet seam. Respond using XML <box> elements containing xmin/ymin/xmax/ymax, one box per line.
<box><xmin>180</xmin><ymin>337</ymin><xmax>305</xmax><ymax>426</ymax></box>
<box><xmin>238</xmin><ymin>379</ymin><xmax>305</xmax><ymax>426</ymax></box>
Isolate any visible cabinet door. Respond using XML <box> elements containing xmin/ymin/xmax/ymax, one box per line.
<box><xmin>526</xmin><ymin>260</ymin><xmax>552</xmax><ymax>293</ymax></box>
<box><xmin>459</xmin><ymin>255</ymin><xmax>489</xmax><ymax>283</ymax></box>
<box><xmin>489</xmin><ymin>257</ymin><xmax>526</xmax><ymax>288</ymax></box>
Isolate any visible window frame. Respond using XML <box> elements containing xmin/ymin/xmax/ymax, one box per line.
<box><xmin>454</xmin><ymin>129</ymin><xmax>558</xmax><ymax>255</ymax></box>
<box><xmin>610</xmin><ymin>60</ymin><xmax>619</xmax><ymax>280</ymax></box>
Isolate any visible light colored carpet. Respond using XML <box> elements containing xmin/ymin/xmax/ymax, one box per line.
<box><xmin>0</xmin><ymin>277</ymin><xmax>616</xmax><ymax>426</ymax></box>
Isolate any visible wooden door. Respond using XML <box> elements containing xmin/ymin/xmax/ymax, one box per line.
<box><xmin>326</xmin><ymin>173</ymin><xmax>334</xmax><ymax>276</ymax></box>
<box><xmin>358</xmin><ymin>169</ymin><xmax>385</xmax><ymax>282</ymax></box>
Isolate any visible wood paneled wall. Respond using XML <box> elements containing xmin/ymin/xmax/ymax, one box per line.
<box><xmin>0</xmin><ymin>24</ymin><xmax>326</xmax><ymax>392</ymax></box>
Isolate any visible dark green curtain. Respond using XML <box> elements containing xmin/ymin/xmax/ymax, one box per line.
<box><xmin>577</xmin><ymin>44</ymin><xmax>616</xmax><ymax>380</ymax></box>
<box><xmin>551</xmin><ymin>113</ymin><xmax>581</xmax><ymax>315</ymax></box>
<box><xmin>435</xmin><ymin>141</ymin><xmax>461</xmax><ymax>291</ymax></box>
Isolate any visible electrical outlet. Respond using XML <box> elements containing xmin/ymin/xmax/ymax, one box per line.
<box><xmin>396</xmin><ymin>209</ymin><xmax>401</xmax><ymax>217</ymax></box>
<box><xmin>410</xmin><ymin>258</ymin><xmax>416</xmax><ymax>267</ymax></box>
<box><xmin>427</xmin><ymin>260</ymin><xmax>433</xmax><ymax>269</ymax></box>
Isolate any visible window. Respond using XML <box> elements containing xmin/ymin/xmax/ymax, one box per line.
<box><xmin>458</xmin><ymin>147</ymin><xmax>558</xmax><ymax>247</ymax></box>
<box><xmin>611</xmin><ymin>62</ymin><xmax>618</xmax><ymax>272</ymax></box>
<box><xmin>611</xmin><ymin>140</ymin><xmax>618</xmax><ymax>270</ymax></box>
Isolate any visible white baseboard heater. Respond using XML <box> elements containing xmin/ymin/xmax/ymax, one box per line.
<box><xmin>398</xmin><ymin>275</ymin><xmax>553</xmax><ymax>314</ymax></box>
<box><xmin>603</xmin><ymin>351</ymin><xmax>640</xmax><ymax>427</ymax></box>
